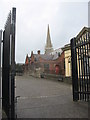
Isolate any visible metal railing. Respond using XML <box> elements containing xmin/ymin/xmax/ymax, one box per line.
<box><xmin>71</xmin><ymin>31</ymin><xmax>90</xmax><ymax>102</ymax></box>
<box><xmin>2</xmin><ymin>8</ymin><xmax>16</xmax><ymax>119</ymax></box>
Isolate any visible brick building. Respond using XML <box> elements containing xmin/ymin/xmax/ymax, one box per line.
<box><xmin>24</xmin><ymin>25</ymin><xmax>65</xmax><ymax>77</ymax></box>
<box><xmin>25</xmin><ymin>50</ymin><xmax>65</xmax><ymax>76</ymax></box>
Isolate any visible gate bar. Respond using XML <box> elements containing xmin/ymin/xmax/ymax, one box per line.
<box><xmin>71</xmin><ymin>38</ymin><xmax>79</xmax><ymax>101</ymax></box>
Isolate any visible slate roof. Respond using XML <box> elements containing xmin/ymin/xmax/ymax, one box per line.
<box><xmin>33</xmin><ymin>53</ymin><xmax>59</xmax><ymax>61</ymax></box>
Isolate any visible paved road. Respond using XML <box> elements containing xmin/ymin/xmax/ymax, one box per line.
<box><xmin>16</xmin><ymin>75</ymin><xmax>88</xmax><ymax>118</ymax></box>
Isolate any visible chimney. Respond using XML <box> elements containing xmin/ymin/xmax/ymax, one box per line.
<box><xmin>37</xmin><ymin>50</ymin><xmax>40</xmax><ymax>55</ymax></box>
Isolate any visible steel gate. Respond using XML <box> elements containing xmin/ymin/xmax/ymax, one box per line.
<box><xmin>71</xmin><ymin>28</ymin><xmax>90</xmax><ymax>101</ymax></box>
<box><xmin>2</xmin><ymin>8</ymin><xmax>16</xmax><ymax>119</ymax></box>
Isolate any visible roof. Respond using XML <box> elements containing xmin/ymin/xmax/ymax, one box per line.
<box><xmin>62</xmin><ymin>27</ymin><xmax>90</xmax><ymax>51</ymax></box>
<box><xmin>33</xmin><ymin>53</ymin><xmax>60</xmax><ymax>61</ymax></box>
<box><xmin>76</xmin><ymin>27</ymin><xmax>90</xmax><ymax>39</ymax></box>
<box><xmin>50</xmin><ymin>48</ymin><xmax>63</xmax><ymax>55</ymax></box>
<box><xmin>63</xmin><ymin>44</ymin><xmax>71</xmax><ymax>51</ymax></box>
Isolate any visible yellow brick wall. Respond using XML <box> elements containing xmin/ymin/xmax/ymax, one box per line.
<box><xmin>65</xmin><ymin>50</ymin><xmax>71</xmax><ymax>77</ymax></box>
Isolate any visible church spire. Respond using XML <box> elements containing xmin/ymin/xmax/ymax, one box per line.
<box><xmin>45</xmin><ymin>24</ymin><xmax>53</xmax><ymax>54</ymax></box>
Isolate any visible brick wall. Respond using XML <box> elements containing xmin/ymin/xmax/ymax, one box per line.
<box><xmin>24</xmin><ymin>52</ymin><xmax>65</xmax><ymax>76</ymax></box>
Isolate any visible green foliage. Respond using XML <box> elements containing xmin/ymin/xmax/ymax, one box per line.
<box><xmin>15</xmin><ymin>63</ymin><xmax>24</xmax><ymax>73</ymax></box>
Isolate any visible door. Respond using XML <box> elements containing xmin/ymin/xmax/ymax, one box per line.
<box><xmin>55</xmin><ymin>65</ymin><xmax>60</xmax><ymax>74</ymax></box>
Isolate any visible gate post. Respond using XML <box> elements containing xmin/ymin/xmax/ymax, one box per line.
<box><xmin>71</xmin><ymin>38</ymin><xmax>79</xmax><ymax>101</ymax></box>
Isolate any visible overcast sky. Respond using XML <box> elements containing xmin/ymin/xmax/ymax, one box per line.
<box><xmin>0</xmin><ymin>0</ymin><xmax>89</xmax><ymax>63</ymax></box>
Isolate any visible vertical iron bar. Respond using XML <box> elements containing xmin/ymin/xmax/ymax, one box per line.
<box><xmin>79</xmin><ymin>38</ymin><xmax>82</xmax><ymax>100</ymax></box>
<box><xmin>11</xmin><ymin>8</ymin><xmax>16</xmax><ymax>119</ymax></box>
<box><xmin>86</xmin><ymin>37</ymin><xmax>88</xmax><ymax>100</ymax></box>
<box><xmin>82</xmin><ymin>38</ymin><xmax>85</xmax><ymax>100</ymax></box>
<box><xmin>84</xmin><ymin>35</ymin><xmax>87</xmax><ymax>101</ymax></box>
<box><xmin>71</xmin><ymin>38</ymin><xmax>79</xmax><ymax>101</ymax></box>
<box><xmin>2</xmin><ymin>29</ymin><xmax>10</xmax><ymax>118</ymax></box>
<box><xmin>80</xmin><ymin>37</ymin><xmax>84</xmax><ymax>100</ymax></box>
<box><xmin>88</xmin><ymin>32</ymin><xmax>90</xmax><ymax>101</ymax></box>
<box><xmin>86</xmin><ymin>33</ymin><xmax>89</xmax><ymax>101</ymax></box>
<box><xmin>78</xmin><ymin>41</ymin><xmax>81</xmax><ymax>100</ymax></box>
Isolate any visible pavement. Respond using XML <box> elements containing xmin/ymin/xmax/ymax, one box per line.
<box><xmin>16</xmin><ymin>75</ymin><xmax>88</xmax><ymax>118</ymax></box>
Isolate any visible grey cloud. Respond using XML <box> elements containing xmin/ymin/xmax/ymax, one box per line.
<box><xmin>0</xmin><ymin>0</ymin><xmax>88</xmax><ymax>63</ymax></box>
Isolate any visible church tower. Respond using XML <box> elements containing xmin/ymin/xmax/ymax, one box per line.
<box><xmin>45</xmin><ymin>25</ymin><xmax>53</xmax><ymax>54</ymax></box>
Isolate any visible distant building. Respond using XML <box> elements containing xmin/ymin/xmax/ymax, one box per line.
<box><xmin>64</xmin><ymin>27</ymin><xmax>90</xmax><ymax>77</ymax></box>
<box><xmin>63</xmin><ymin>44</ymin><xmax>71</xmax><ymax>77</ymax></box>
<box><xmin>24</xmin><ymin>26</ymin><xmax>90</xmax><ymax>78</ymax></box>
<box><xmin>24</xmin><ymin>25</ymin><xmax>65</xmax><ymax>77</ymax></box>
<box><xmin>25</xmin><ymin>50</ymin><xmax>65</xmax><ymax>77</ymax></box>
